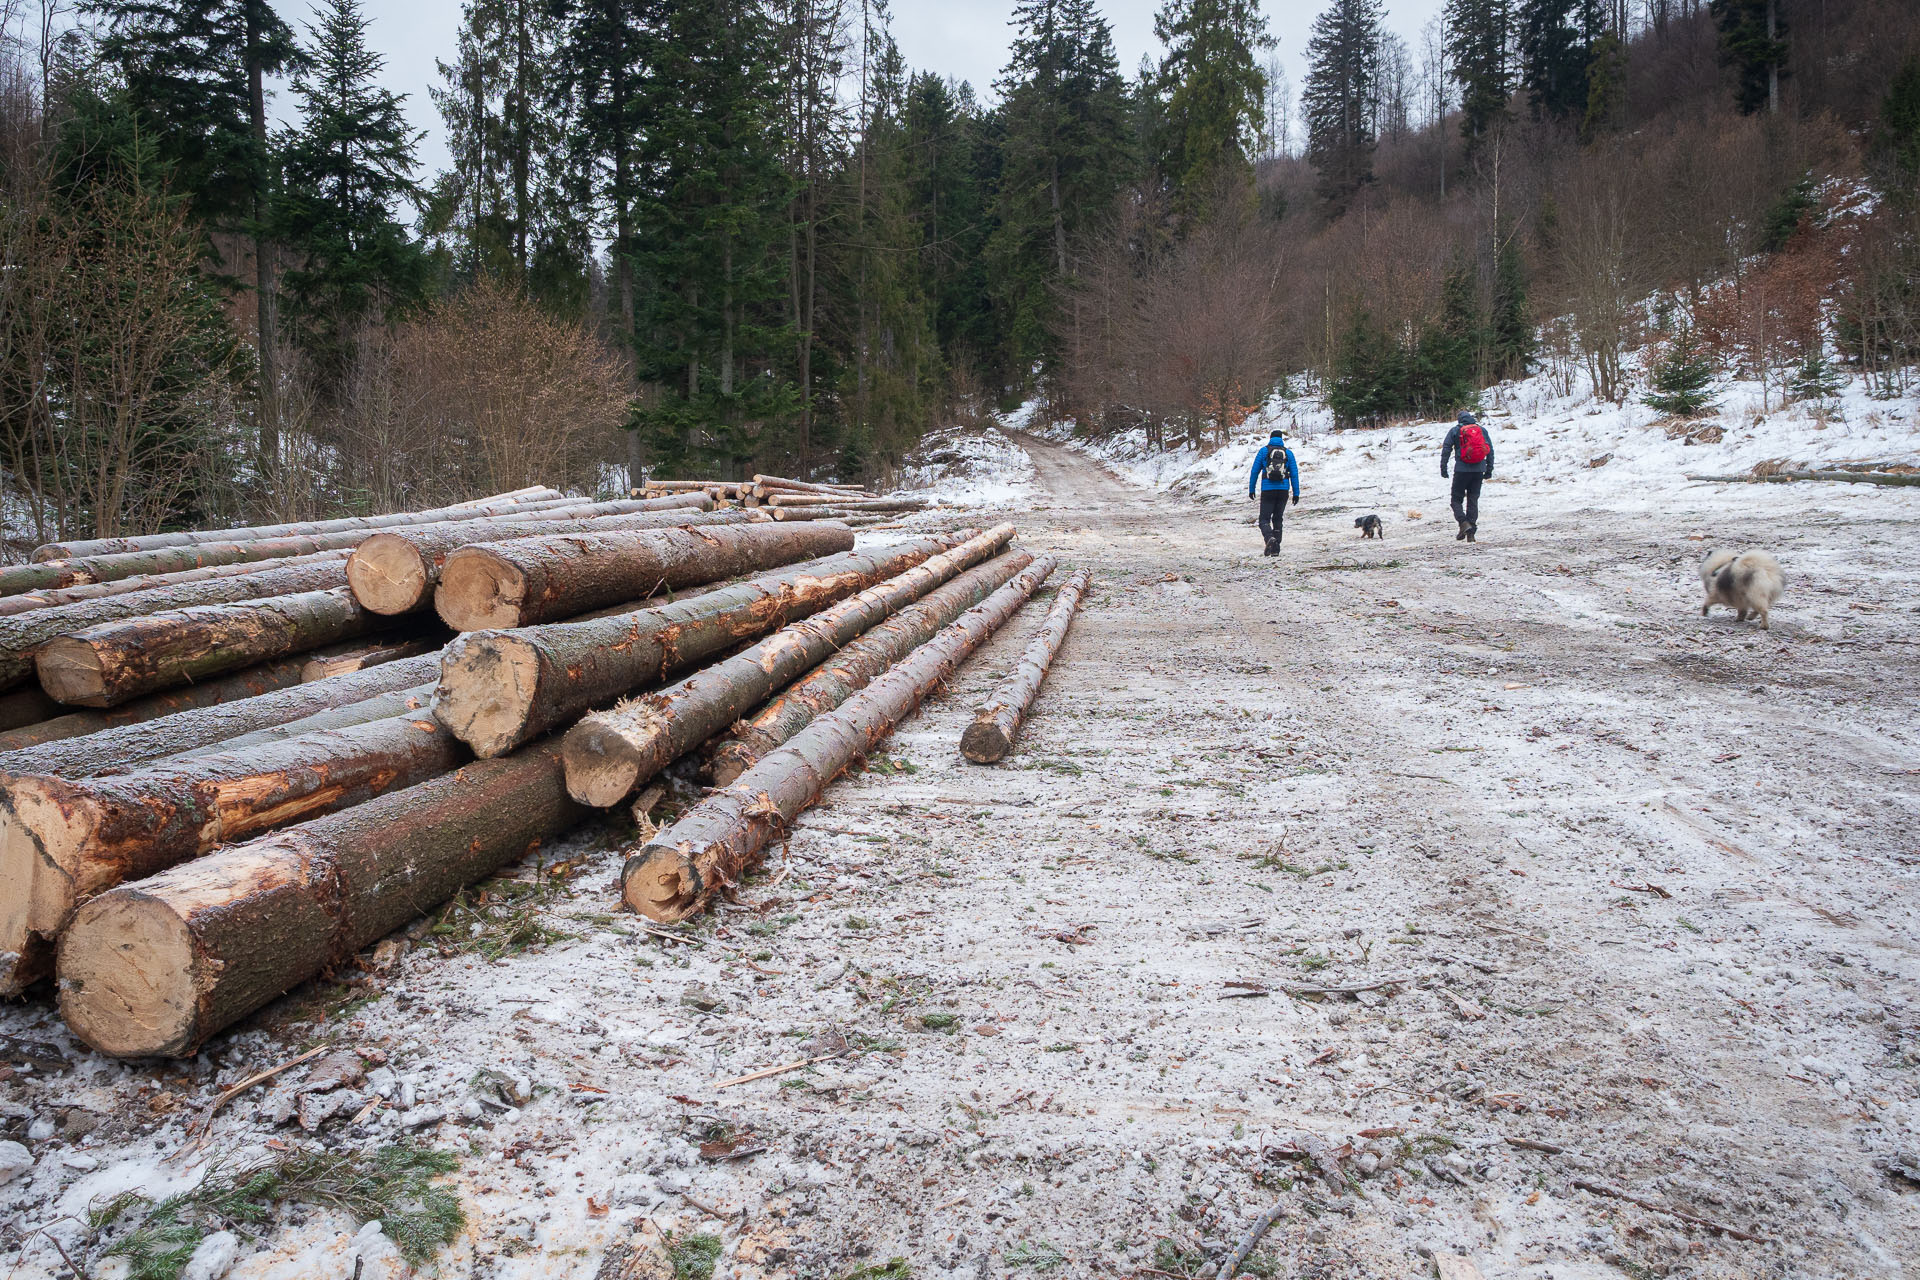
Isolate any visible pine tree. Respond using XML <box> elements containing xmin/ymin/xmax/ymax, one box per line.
<box><xmin>1151</xmin><ymin>0</ymin><xmax>1272</xmax><ymax>215</ymax></box>
<box><xmin>552</xmin><ymin>0</ymin><xmax>649</xmax><ymax>345</ymax></box>
<box><xmin>1710</xmin><ymin>0</ymin><xmax>1787</xmax><ymax>115</ymax></box>
<box><xmin>1302</xmin><ymin>0</ymin><xmax>1382</xmax><ymax>213</ymax></box>
<box><xmin>276</xmin><ymin>0</ymin><xmax>430</xmax><ymax>379</ymax></box>
<box><xmin>1487</xmin><ymin>234</ymin><xmax>1532</xmax><ymax>380</ymax></box>
<box><xmin>1787</xmin><ymin>349</ymin><xmax>1843</xmax><ymax>404</ymax></box>
<box><xmin>1643</xmin><ymin>324</ymin><xmax>1717</xmax><ymax>416</ymax></box>
<box><xmin>1868</xmin><ymin>56</ymin><xmax>1920</xmax><ymax>204</ymax></box>
<box><xmin>1444</xmin><ymin>0</ymin><xmax>1510</xmax><ymax>154</ymax></box>
<box><xmin>88</xmin><ymin>0</ymin><xmax>301</xmax><ymax>456</ymax></box>
<box><xmin>1516</xmin><ymin>0</ymin><xmax>1600</xmax><ymax>121</ymax></box>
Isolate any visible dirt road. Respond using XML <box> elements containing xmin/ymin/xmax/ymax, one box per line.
<box><xmin>6</xmin><ymin>434</ymin><xmax>1915</xmax><ymax>1280</ymax></box>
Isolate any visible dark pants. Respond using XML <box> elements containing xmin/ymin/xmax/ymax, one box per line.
<box><xmin>1258</xmin><ymin>490</ymin><xmax>1288</xmax><ymax>549</ymax></box>
<box><xmin>1450</xmin><ymin>473</ymin><xmax>1484</xmax><ymax>529</ymax></box>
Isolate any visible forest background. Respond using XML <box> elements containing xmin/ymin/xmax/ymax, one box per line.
<box><xmin>1</xmin><ymin>0</ymin><xmax>1916</xmax><ymax>543</ymax></box>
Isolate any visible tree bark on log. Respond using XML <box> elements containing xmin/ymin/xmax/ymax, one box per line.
<box><xmin>1</xmin><ymin>711</ymin><xmax>465</xmax><ymax>995</ymax></box>
<box><xmin>57</xmin><ymin>737</ymin><xmax>584</xmax><ymax>1057</ymax></box>
<box><xmin>704</xmin><ymin>550</ymin><xmax>1036</xmax><ymax>786</ymax></box>
<box><xmin>434</xmin><ymin>535</ymin><xmax>962</xmax><ymax>759</ymax></box>
<box><xmin>622</xmin><ymin>557</ymin><xmax>1055</xmax><ymax>921</ymax></box>
<box><xmin>298</xmin><ymin>635</ymin><xmax>441</xmax><ymax>682</ymax></box>
<box><xmin>434</xmin><ymin>522</ymin><xmax>857</xmax><ymax>632</ymax></box>
<box><xmin>0</xmin><ymin>550</ymin><xmax>351</xmax><ymax>617</ymax></box>
<box><xmin>764</xmin><ymin>494</ymin><xmax>925</xmax><ymax>510</ymax></box>
<box><xmin>752</xmin><ymin>474</ymin><xmax>867</xmax><ymax>497</ymax></box>
<box><xmin>1684</xmin><ymin>470</ymin><xmax>1920</xmax><ymax>487</ymax></box>
<box><xmin>960</xmin><ymin>568</ymin><xmax>1091</xmax><ymax>763</ymax></box>
<box><xmin>0</xmin><ymin>641</ymin><xmax>408</xmax><ymax>756</ymax></box>
<box><xmin>0</xmin><ymin>654</ymin><xmax>438</xmax><ymax>778</ymax></box>
<box><xmin>37</xmin><ymin>587</ymin><xmax>393</xmax><ymax>708</ymax></box>
<box><xmin>562</xmin><ymin>524</ymin><xmax>1017</xmax><ymax>806</ymax></box>
<box><xmin>30</xmin><ymin>486</ymin><xmax>563</xmax><ymax>561</ymax></box>
<box><xmin>0</xmin><ymin>495</ymin><xmax>703</xmax><ymax>597</ymax></box>
<box><xmin>765</xmin><ymin>509</ymin><xmax>859</xmax><ymax>522</ymax></box>
<box><xmin>0</xmin><ymin>557</ymin><xmax>360</xmax><ymax>693</ymax></box>
<box><xmin>347</xmin><ymin>508</ymin><xmax>757</xmax><ymax>616</ymax></box>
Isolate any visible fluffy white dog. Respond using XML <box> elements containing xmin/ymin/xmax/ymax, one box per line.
<box><xmin>1699</xmin><ymin>549</ymin><xmax>1785</xmax><ymax>629</ymax></box>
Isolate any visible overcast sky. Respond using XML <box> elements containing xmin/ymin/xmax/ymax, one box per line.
<box><xmin>327</xmin><ymin>0</ymin><xmax>1447</xmax><ymax>179</ymax></box>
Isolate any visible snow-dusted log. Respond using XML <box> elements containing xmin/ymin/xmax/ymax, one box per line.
<box><xmin>434</xmin><ymin>535</ymin><xmax>961</xmax><ymax>758</ymax></box>
<box><xmin>0</xmin><ymin>653</ymin><xmax>438</xmax><ymax>778</ymax></box>
<box><xmin>347</xmin><ymin>508</ymin><xmax>755</xmax><ymax>616</ymax></box>
<box><xmin>434</xmin><ymin>522</ymin><xmax>856</xmax><ymax>631</ymax></box>
<box><xmin>704</xmin><ymin>551</ymin><xmax>1035</xmax><ymax>786</ymax></box>
<box><xmin>29</xmin><ymin>486</ymin><xmax>561</xmax><ymax>560</ymax></box>
<box><xmin>0</xmin><ymin>711</ymin><xmax>465</xmax><ymax>995</ymax></box>
<box><xmin>764</xmin><ymin>494</ymin><xmax>926</xmax><ymax>511</ymax></box>
<box><xmin>621</xmin><ymin>557</ymin><xmax>1055</xmax><ymax>922</ymax></box>
<box><xmin>562</xmin><ymin>524</ymin><xmax>1017</xmax><ymax>806</ymax></box>
<box><xmin>960</xmin><ymin>568</ymin><xmax>1091</xmax><ymax>763</ymax></box>
<box><xmin>0</xmin><ymin>550</ymin><xmax>351</xmax><ymax>618</ymax></box>
<box><xmin>36</xmin><ymin>587</ymin><xmax>391</xmax><ymax>708</ymax></box>
<box><xmin>58</xmin><ymin>737</ymin><xmax>585</xmax><ymax>1057</ymax></box>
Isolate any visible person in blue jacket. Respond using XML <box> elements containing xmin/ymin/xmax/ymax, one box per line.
<box><xmin>1247</xmin><ymin>428</ymin><xmax>1300</xmax><ymax>557</ymax></box>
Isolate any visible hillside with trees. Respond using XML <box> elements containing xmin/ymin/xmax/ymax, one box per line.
<box><xmin>2</xmin><ymin>0</ymin><xmax>1917</xmax><ymax>544</ymax></box>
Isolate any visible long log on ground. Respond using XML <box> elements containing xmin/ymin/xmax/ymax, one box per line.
<box><xmin>30</xmin><ymin>486</ymin><xmax>562</xmax><ymax>561</ymax></box>
<box><xmin>435</xmin><ymin>535</ymin><xmax>962</xmax><ymax>758</ymax></box>
<box><xmin>434</xmin><ymin>521</ymin><xmax>856</xmax><ymax>632</ymax></box>
<box><xmin>299</xmin><ymin>635</ymin><xmax>442</xmax><ymax>682</ymax></box>
<box><xmin>764</xmin><ymin>509</ymin><xmax>861</xmax><ymax>522</ymax></box>
<box><xmin>752</xmin><ymin>474</ymin><xmax>867</xmax><ymax>497</ymax></box>
<box><xmin>1684</xmin><ymin>469</ymin><xmax>1920</xmax><ymax>487</ymax></box>
<box><xmin>562</xmin><ymin>524</ymin><xmax>1018</xmax><ymax>807</ymax></box>
<box><xmin>0</xmin><ymin>687</ymin><xmax>58</xmax><ymax>734</ymax></box>
<box><xmin>2</xmin><ymin>712</ymin><xmax>467</xmax><ymax>996</ymax></box>
<box><xmin>0</xmin><ymin>549</ymin><xmax>352</xmax><ymax>617</ymax></box>
<box><xmin>764</xmin><ymin>494</ymin><xmax>925</xmax><ymax>510</ymax></box>
<box><xmin>704</xmin><ymin>551</ymin><xmax>1036</xmax><ymax>786</ymax></box>
<box><xmin>204</xmin><ymin>682</ymin><xmax>434</xmax><ymax>759</ymax></box>
<box><xmin>0</xmin><ymin>555</ymin><xmax>364</xmax><ymax>693</ymax></box>
<box><xmin>0</xmin><ymin>494</ymin><xmax>688</xmax><ymax>597</ymax></box>
<box><xmin>58</xmin><ymin>735</ymin><xmax>584</xmax><ymax>1058</ymax></box>
<box><xmin>37</xmin><ymin>587</ymin><xmax>394</xmax><ymax>708</ymax></box>
<box><xmin>960</xmin><ymin>568</ymin><xmax>1091</xmax><ymax>764</ymax></box>
<box><xmin>0</xmin><ymin>653</ymin><xmax>438</xmax><ymax>778</ymax></box>
<box><xmin>622</xmin><ymin>557</ymin><xmax>1055</xmax><ymax>921</ymax></box>
<box><xmin>348</xmin><ymin>508</ymin><xmax>756</xmax><ymax>616</ymax></box>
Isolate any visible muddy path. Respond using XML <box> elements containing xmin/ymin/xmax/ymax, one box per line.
<box><xmin>4</xmin><ymin>435</ymin><xmax>1915</xmax><ymax>1280</ymax></box>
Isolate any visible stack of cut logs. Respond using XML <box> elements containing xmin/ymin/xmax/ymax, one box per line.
<box><xmin>1</xmin><ymin>481</ymin><xmax>1060</xmax><ymax>1065</ymax></box>
<box><xmin>634</xmin><ymin>473</ymin><xmax>930</xmax><ymax>527</ymax></box>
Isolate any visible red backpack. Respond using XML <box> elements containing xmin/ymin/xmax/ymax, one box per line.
<box><xmin>1458</xmin><ymin>423</ymin><xmax>1490</xmax><ymax>465</ymax></box>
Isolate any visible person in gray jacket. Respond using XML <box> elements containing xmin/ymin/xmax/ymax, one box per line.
<box><xmin>1440</xmin><ymin>410</ymin><xmax>1495</xmax><ymax>543</ymax></box>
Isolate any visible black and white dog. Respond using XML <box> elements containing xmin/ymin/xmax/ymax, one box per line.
<box><xmin>1354</xmin><ymin>514</ymin><xmax>1384</xmax><ymax>540</ymax></box>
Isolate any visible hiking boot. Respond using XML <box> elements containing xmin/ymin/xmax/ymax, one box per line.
<box><xmin>1263</xmin><ymin>538</ymin><xmax>1279</xmax><ymax>557</ymax></box>
<box><xmin>1466</xmin><ymin>524</ymin><xmax>1477</xmax><ymax>543</ymax></box>
<box><xmin>1455</xmin><ymin>520</ymin><xmax>1467</xmax><ymax>541</ymax></box>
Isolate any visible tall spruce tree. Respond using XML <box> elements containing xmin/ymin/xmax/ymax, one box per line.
<box><xmin>276</xmin><ymin>0</ymin><xmax>429</xmax><ymax>380</ymax></box>
<box><xmin>630</xmin><ymin>0</ymin><xmax>800</xmax><ymax>476</ymax></box>
<box><xmin>1516</xmin><ymin>0</ymin><xmax>1604</xmax><ymax>122</ymax></box>
<box><xmin>553</xmin><ymin>0</ymin><xmax>650</xmax><ymax>347</ymax></box>
<box><xmin>1445</xmin><ymin>0</ymin><xmax>1510</xmax><ymax>154</ymax></box>
<box><xmin>987</xmin><ymin>0</ymin><xmax>1132</xmax><ymax>394</ymax></box>
<box><xmin>1302</xmin><ymin>0</ymin><xmax>1382</xmax><ymax>213</ymax></box>
<box><xmin>1151</xmin><ymin>0</ymin><xmax>1271</xmax><ymax>215</ymax></box>
<box><xmin>89</xmin><ymin>0</ymin><xmax>300</xmax><ymax>458</ymax></box>
<box><xmin>904</xmin><ymin>73</ymin><xmax>995</xmax><ymax>369</ymax></box>
<box><xmin>1710</xmin><ymin>0</ymin><xmax>1786</xmax><ymax>115</ymax></box>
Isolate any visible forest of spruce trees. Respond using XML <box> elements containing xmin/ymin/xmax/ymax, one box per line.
<box><xmin>1</xmin><ymin>0</ymin><xmax>1917</xmax><ymax>541</ymax></box>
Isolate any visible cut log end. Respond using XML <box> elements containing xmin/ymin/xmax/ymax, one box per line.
<box><xmin>33</xmin><ymin>637</ymin><xmax>109</xmax><ymax>707</ymax></box>
<box><xmin>434</xmin><ymin>634</ymin><xmax>543</xmax><ymax>758</ymax></box>
<box><xmin>0</xmin><ymin>782</ymin><xmax>90</xmax><ymax>995</ymax></box>
<box><xmin>436</xmin><ymin>550</ymin><xmax>529</xmax><ymax>632</ymax></box>
<box><xmin>560</xmin><ymin>722</ymin><xmax>646</xmax><ymax>808</ymax></box>
<box><xmin>621</xmin><ymin>844</ymin><xmax>702</xmax><ymax>921</ymax></box>
<box><xmin>57</xmin><ymin>890</ymin><xmax>200</xmax><ymax>1058</ymax></box>
<box><xmin>345</xmin><ymin>535</ymin><xmax>433</xmax><ymax>615</ymax></box>
<box><xmin>959</xmin><ymin>717</ymin><xmax>1013</xmax><ymax>764</ymax></box>
<box><xmin>704</xmin><ymin>744</ymin><xmax>757</xmax><ymax>789</ymax></box>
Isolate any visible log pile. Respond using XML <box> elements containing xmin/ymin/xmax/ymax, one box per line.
<box><xmin>9</xmin><ymin>483</ymin><xmax>1067</xmax><ymax>1061</ymax></box>
<box><xmin>631</xmin><ymin>472</ymin><xmax>933</xmax><ymax>526</ymax></box>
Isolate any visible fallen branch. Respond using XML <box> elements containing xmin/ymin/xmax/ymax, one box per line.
<box><xmin>1571</xmin><ymin>1179</ymin><xmax>1766</xmax><ymax>1242</ymax></box>
<box><xmin>192</xmin><ymin>1044</ymin><xmax>331</xmax><ymax>1135</ymax></box>
<box><xmin>712</xmin><ymin>1051</ymin><xmax>846</xmax><ymax>1090</ymax></box>
<box><xmin>1686</xmin><ymin>469</ymin><xmax>1920</xmax><ymax>487</ymax></box>
<box><xmin>1220</xmin><ymin>1198</ymin><xmax>1289</xmax><ymax>1279</ymax></box>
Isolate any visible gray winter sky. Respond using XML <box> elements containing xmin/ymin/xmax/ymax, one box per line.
<box><xmin>337</xmin><ymin>0</ymin><xmax>1448</xmax><ymax>180</ymax></box>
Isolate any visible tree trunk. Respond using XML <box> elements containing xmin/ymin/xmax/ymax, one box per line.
<box><xmin>298</xmin><ymin>635</ymin><xmax>441</xmax><ymax>682</ymax></box>
<box><xmin>765</xmin><ymin>509</ymin><xmax>861</xmax><ymax>522</ymax></box>
<box><xmin>0</xmin><ymin>549</ymin><xmax>352</xmax><ymax>618</ymax></box>
<box><xmin>960</xmin><ymin>568</ymin><xmax>1091</xmax><ymax>763</ymax></box>
<box><xmin>764</xmin><ymin>494</ymin><xmax>924</xmax><ymax>510</ymax></box>
<box><xmin>434</xmin><ymin>535</ymin><xmax>961</xmax><ymax>759</ymax></box>
<box><xmin>348</xmin><ymin>509</ymin><xmax>754</xmax><ymax>616</ymax></box>
<box><xmin>435</xmin><ymin>522</ymin><xmax>856</xmax><ymax>632</ymax></box>
<box><xmin>1684</xmin><ymin>470</ymin><xmax>1920</xmax><ymax>487</ymax></box>
<box><xmin>622</xmin><ymin>557</ymin><xmax>1055</xmax><ymax>921</ymax></box>
<box><xmin>705</xmin><ymin>550</ymin><xmax>1034</xmax><ymax>786</ymax></box>
<box><xmin>57</xmin><ymin>736</ymin><xmax>584</xmax><ymax>1058</ymax></box>
<box><xmin>0</xmin><ymin>655</ymin><xmax>438</xmax><ymax>779</ymax></box>
<box><xmin>563</xmin><ymin>525</ymin><xmax>1016</xmax><ymax>806</ymax></box>
<box><xmin>1</xmin><ymin>711</ymin><xmax>465</xmax><ymax>995</ymax></box>
<box><xmin>752</xmin><ymin>474</ymin><xmax>867</xmax><ymax>497</ymax></box>
<box><xmin>37</xmin><ymin>587</ymin><xmax>392</xmax><ymax>708</ymax></box>
<box><xmin>31</xmin><ymin>487</ymin><xmax>562</xmax><ymax>561</ymax></box>
<box><xmin>0</xmin><ymin>557</ymin><xmax>357</xmax><ymax>692</ymax></box>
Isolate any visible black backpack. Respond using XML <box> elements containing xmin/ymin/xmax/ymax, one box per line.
<box><xmin>1263</xmin><ymin>442</ymin><xmax>1291</xmax><ymax>484</ymax></box>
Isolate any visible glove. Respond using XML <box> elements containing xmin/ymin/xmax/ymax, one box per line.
<box><xmin>1441</xmin><ymin>469</ymin><xmax>1449</xmax><ymax>479</ymax></box>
